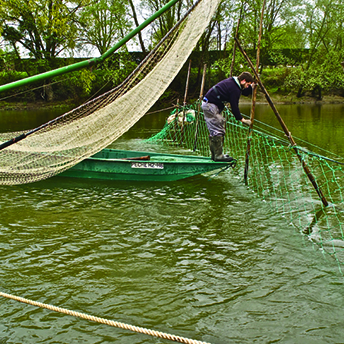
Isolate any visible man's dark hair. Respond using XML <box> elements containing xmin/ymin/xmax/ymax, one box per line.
<box><xmin>238</xmin><ymin>72</ymin><xmax>254</xmax><ymax>83</ymax></box>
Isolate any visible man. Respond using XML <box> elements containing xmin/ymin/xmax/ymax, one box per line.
<box><xmin>201</xmin><ymin>71</ymin><xmax>255</xmax><ymax>162</ymax></box>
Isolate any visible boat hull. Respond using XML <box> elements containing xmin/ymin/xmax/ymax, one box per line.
<box><xmin>59</xmin><ymin>149</ymin><xmax>234</xmax><ymax>181</ymax></box>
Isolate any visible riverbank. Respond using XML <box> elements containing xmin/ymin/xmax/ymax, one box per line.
<box><xmin>0</xmin><ymin>99</ymin><xmax>80</xmax><ymax>111</ymax></box>
<box><xmin>1</xmin><ymin>92</ymin><xmax>343</xmax><ymax>112</ymax></box>
<box><xmin>252</xmin><ymin>92</ymin><xmax>344</xmax><ymax>104</ymax></box>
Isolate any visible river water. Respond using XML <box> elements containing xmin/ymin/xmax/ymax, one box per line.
<box><xmin>0</xmin><ymin>103</ymin><xmax>344</xmax><ymax>343</ymax></box>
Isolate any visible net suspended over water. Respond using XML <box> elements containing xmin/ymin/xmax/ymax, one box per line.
<box><xmin>0</xmin><ymin>0</ymin><xmax>222</xmax><ymax>185</ymax></box>
<box><xmin>146</xmin><ymin>104</ymin><xmax>344</xmax><ymax>272</ymax></box>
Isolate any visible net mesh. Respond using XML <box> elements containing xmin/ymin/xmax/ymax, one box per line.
<box><xmin>0</xmin><ymin>0</ymin><xmax>222</xmax><ymax>185</ymax></box>
<box><xmin>145</xmin><ymin>103</ymin><xmax>344</xmax><ymax>272</ymax></box>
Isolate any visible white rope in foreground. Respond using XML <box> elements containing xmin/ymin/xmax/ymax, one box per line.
<box><xmin>0</xmin><ymin>292</ymin><xmax>211</xmax><ymax>344</ymax></box>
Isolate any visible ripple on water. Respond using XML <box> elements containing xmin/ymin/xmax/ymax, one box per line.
<box><xmin>1</xmin><ymin>177</ymin><xmax>344</xmax><ymax>343</ymax></box>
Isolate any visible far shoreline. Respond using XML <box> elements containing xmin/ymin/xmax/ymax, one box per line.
<box><xmin>0</xmin><ymin>93</ymin><xmax>344</xmax><ymax>112</ymax></box>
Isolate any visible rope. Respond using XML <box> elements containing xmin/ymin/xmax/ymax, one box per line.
<box><xmin>231</xmin><ymin>113</ymin><xmax>344</xmax><ymax>165</ymax></box>
<box><xmin>244</xmin><ymin>114</ymin><xmax>344</xmax><ymax>162</ymax></box>
<box><xmin>0</xmin><ymin>291</ymin><xmax>211</xmax><ymax>344</ymax></box>
<box><xmin>0</xmin><ymin>77</ymin><xmax>76</xmax><ymax>102</ymax></box>
<box><xmin>146</xmin><ymin>105</ymin><xmax>177</xmax><ymax>115</ymax></box>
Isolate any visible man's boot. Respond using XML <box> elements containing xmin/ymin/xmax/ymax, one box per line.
<box><xmin>209</xmin><ymin>136</ymin><xmax>215</xmax><ymax>161</ymax></box>
<box><xmin>210</xmin><ymin>135</ymin><xmax>234</xmax><ymax>162</ymax></box>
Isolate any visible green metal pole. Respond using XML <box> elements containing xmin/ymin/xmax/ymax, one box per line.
<box><xmin>0</xmin><ymin>0</ymin><xmax>181</xmax><ymax>94</ymax></box>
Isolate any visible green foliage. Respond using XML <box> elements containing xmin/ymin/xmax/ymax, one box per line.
<box><xmin>0</xmin><ymin>70</ymin><xmax>28</xmax><ymax>86</ymax></box>
<box><xmin>266</xmin><ymin>50</ymin><xmax>291</xmax><ymax>66</ymax></box>
<box><xmin>0</xmin><ymin>50</ymin><xmax>31</xmax><ymax>99</ymax></box>
<box><xmin>102</xmin><ymin>52</ymin><xmax>138</xmax><ymax>87</ymax></box>
<box><xmin>0</xmin><ymin>50</ymin><xmax>16</xmax><ymax>71</ymax></box>
<box><xmin>0</xmin><ymin>0</ymin><xmax>88</xmax><ymax>60</ymax></box>
<box><xmin>78</xmin><ymin>0</ymin><xmax>131</xmax><ymax>55</ymax></box>
<box><xmin>267</xmin><ymin>23</ymin><xmax>306</xmax><ymax>50</ymax></box>
<box><xmin>283</xmin><ymin>50</ymin><xmax>344</xmax><ymax>97</ymax></box>
<box><xmin>52</xmin><ymin>69</ymin><xmax>98</xmax><ymax>100</ymax></box>
<box><xmin>143</xmin><ymin>0</ymin><xmax>187</xmax><ymax>46</ymax></box>
<box><xmin>260</xmin><ymin>67</ymin><xmax>291</xmax><ymax>90</ymax></box>
<box><xmin>79</xmin><ymin>70</ymin><xmax>97</xmax><ymax>95</ymax></box>
<box><xmin>212</xmin><ymin>53</ymin><xmax>252</xmax><ymax>78</ymax></box>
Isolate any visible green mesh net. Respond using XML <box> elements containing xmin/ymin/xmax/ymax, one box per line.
<box><xmin>145</xmin><ymin>102</ymin><xmax>344</xmax><ymax>272</ymax></box>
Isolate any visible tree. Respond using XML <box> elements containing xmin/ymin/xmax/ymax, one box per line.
<box><xmin>1</xmin><ymin>0</ymin><xmax>88</xmax><ymax>61</ymax></box>
<box><xmin>128</xmin><ymin>0</ymin><xmax>147</xmax><ymax>54</ymax></box>
<box><xmin>78</xmin><ymin>0</ymin><xmax>131</xmax><ymax>56</ymax></box>
<box><xmin>0</xmin><ymin>0</ymin><xmax>91</xmax><ymax>101</ymax></box>
<box><xmin>138</xmin><ymin>0</ymin><xmax>185</xmax><ymax>47</ymax></box>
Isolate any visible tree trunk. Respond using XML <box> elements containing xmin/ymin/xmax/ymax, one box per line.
<box><xmin>297</xmin><ymin>86</ymin><xmax>304</xmax><ymax>98</ymax></box>
<box><xmin>128</xmin><ymin>0</ymin><xmax>147</xmax><ymax>54</ymax></box>
<box><xmin>43</xmin><ymin>82</ymin><xmax>54</xmax><ymax>102</ymax></box>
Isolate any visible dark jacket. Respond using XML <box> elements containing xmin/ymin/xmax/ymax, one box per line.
<box><xmin>204</xmin><ymin>77</ymin><xmax>252</xmax><ymax>120</ymax></box>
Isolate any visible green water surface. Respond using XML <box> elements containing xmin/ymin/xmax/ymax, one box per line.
<box><xmin>0</xmin><ymin>103</ymin><xmax>344</xmax><ymax>344</ymax></box>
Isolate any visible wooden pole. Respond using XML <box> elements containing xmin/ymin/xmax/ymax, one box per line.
<box><xmin>181</xmin><ymin>59</ymin><xmax>192</xmax><ymax>145</ymax></box>
<box><xmin>183</xmin><ymin>60</ymin><xmax>192</xmax><ymax>106</ymax></box>
<box><xmin>244</xmin><ymin>0</ymin><xmax>266</xmax><ymax>184</ymax></box>
<box><xmin>173</xmin><ymin>98</ymin><xmax>180</xmax><ymax>143</ymax></box>
<box><xmin>193</xmin><ymin>63</ymin><xmax>207</xmax><ymax>151</ymax></box>
<box><xmin>235</xmin><ymin>37</ymin><xmax>329</xmax><ymax>207</ymax></box>
<box><xmin>230</xmin><ymin>15</ymin><xmax>241</xmax><ymax>77</ymax></box>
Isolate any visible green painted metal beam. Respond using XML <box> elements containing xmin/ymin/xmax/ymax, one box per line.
<box><xmin>0</xmin><ymin>0</ymin><xmax>181</xmax><ymax>94</ymax></box>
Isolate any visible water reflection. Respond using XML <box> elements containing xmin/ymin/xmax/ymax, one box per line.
<box><xmin>240</xmin><ymin>103</ymin><xmax>344</xmax><ymax>157</ymax></box>
<box><xmin>0</xmin><ymin>105</ymin><xmax>74</xmax><ymax>132</ymax></box>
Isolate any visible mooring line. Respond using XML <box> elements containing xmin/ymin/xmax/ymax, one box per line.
<box><xmin>0</xmin><ymin>291</ymin><xmax>211</xmax><ymax>344</ymax></box>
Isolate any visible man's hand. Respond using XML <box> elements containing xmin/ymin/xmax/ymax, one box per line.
<box><xmin>241</xmin><ymin>118</ymin><xmax>252</xmax><ymax>126</ymax></box>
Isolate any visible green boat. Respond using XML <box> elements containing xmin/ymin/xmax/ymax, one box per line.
<box><xmin>59</xmin><ymin>148</ymin><xmax>235</xmax><ymax>182</ymax></box>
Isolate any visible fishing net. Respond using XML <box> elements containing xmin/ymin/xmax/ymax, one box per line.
<box><xmin>0</xmin><ymin>0</ymin><xmax>222</xmax><ymax>185</ymax></box>
<box><xmin>145</xmin><ymin>103</ymin><xmax>344</xmax><ymax>272</ymax></box>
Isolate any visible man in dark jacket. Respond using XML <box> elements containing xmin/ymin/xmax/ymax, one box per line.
<box><xmin>202</xmin><ymin>71</ymin><xmax>254</xmax><ymax>162</ymax></box>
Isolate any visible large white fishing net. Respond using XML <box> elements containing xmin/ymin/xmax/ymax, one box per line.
<box><xmin>0</xmin><ymin>0</ymin><xmax>221</xmax><ymax>185</ymax></box>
